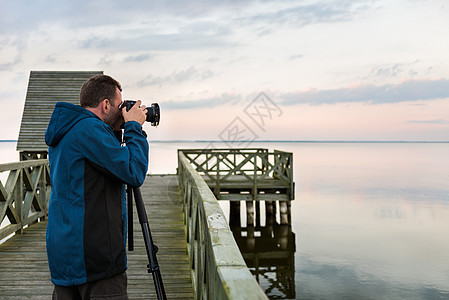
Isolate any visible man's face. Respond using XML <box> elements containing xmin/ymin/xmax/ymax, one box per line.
<box><xmin>104</xmin><ymin>87</ymin><xmax>123</xmax><ymax>127</ymax></box>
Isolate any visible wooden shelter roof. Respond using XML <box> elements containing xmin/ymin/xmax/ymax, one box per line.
<box><xmin>16</xmin><ymin>71</ymin><xmax>103</xmax><ymax>152</ymax></box>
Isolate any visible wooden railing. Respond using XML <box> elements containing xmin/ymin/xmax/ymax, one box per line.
<box><xmin>178</xmin><ymin>151</ymin><xmax>268</xmax><ymax>299</ymax></box>
<box><xmin>0</xmin><ymin>159</ymin><xmax>51</xmax><ymax>241</ymax></box>
<box><xmin>180</xmin><ymin>148</ymin><xmax>294</xmax><ymax>200</ymax></box>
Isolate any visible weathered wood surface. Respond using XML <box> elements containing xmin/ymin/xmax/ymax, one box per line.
<box><xmin>0</xmin><ymin>175</ymin><xmax>193</xmax><ymax>299</ymax></box>
<box><xmin>129</xmin><ymin>175</ymin><xmax>193</xmax><ymax>299</ymax></box>
<box><xmin>0</xmin><ymin>221</ymin><xmax>52</xmax><ymax>299</ymax></box>
<box><xmin>17</xmin><ymin>71</ymin><xmax>103</xmax><ymax>152</ymax></box>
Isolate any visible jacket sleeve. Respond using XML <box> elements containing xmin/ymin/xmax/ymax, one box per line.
<box><xmin>75</xmin><ymin>119</ymin><xmax>149</xmax><ymax>187</ymax></box>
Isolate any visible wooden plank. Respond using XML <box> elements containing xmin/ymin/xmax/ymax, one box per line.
<box><xmin>0</xmin><ymin>224</ymin><xmax>21</xmax><ymax>241</ymax></box>
<box><xmin>0</xmin><ymin>175</ymin><xmax>194</xmax><ymax>299</ymax></box>
<box><xmin>0</xmin><ymin>221</ymin><xmax>53</xmax><ymax>298</ymax></box>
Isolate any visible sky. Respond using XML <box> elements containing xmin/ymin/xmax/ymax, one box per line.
<box><xmin>1</xmin><ymin>0</ymin><xmax>448</xmax><ymax>141</ymax></box>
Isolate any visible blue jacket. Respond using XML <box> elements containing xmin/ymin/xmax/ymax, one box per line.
<box><xmin>45</xmin><ymin>102</ymin><xmax>149</xmax><ymax>286</ymax></box>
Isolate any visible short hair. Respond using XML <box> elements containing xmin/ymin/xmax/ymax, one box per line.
<box><xmin>79</xmin><ymin>75</ymin><xmax>122</xmax><ymax>108</ymax></box>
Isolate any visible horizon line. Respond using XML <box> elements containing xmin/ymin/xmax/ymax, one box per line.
<box><xmin>1</xmin><ymin>139</ymin><xmax>448</xmax><ymax>144</ymax></box>
<box><xmin>152</xmin><ymin>140</ymin><xmax>449</xmax><ymax>143</ymax></box>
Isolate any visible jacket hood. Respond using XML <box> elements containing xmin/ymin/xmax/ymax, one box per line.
<box><xmin>45</xmin><ymin>102</ymin><xmax>99</xmax><ymax>147</ymax></box>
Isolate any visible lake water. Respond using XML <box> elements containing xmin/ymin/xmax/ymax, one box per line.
<box><xmin>1</xmin><ymin>141</ymin><xmax>448</xmax><ymax>299</ymax></box>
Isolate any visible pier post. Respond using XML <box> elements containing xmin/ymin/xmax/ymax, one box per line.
<box><xmin>280</xmin><ymin>201</ymin><xmax>288</xmax><ymax>225</ymax></box>
<box><xmin>246</xmin><ymin>201</ymin><xmax>254</xmax><ymax>226</ymax></box>
<box><xmin>255</xmin><ymin>201</ymin><xmax>260</xmax><ymax>227</ymax></box>
<box><xmin>229</xmin><ymin>201</ymin><xmax>241</xmax><ymax>227</ymax></box>
<box><xmin>266</xmin><ymin>201</ymin><xmax>275</xmax><ymax>225</ymax></box>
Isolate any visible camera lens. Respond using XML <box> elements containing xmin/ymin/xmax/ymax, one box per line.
<box><xmin>147</xmin><ymin>103</ymin><xmax>160</xmax><ymax>126</ymax></box>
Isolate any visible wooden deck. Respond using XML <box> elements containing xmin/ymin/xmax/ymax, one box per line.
<box><xmin>0</xmin><ymin>175</ymin><xmax>193</xmax><ymax>299</ymax></box>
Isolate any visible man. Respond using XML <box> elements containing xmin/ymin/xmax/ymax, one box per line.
<box><xmin>45</xmin><ymin>75</ymin><xmax>149</xmax><ymax>299</ymax></box>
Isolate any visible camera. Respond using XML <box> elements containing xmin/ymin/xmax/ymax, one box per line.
<box><xmin>121</xmin><ymin>100</ymin><xmax>160</xmax><ymax>126</ymax></box>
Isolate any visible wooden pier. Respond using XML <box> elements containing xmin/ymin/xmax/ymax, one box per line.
<box><xmin>0</xmin><ymin>71</ymin><xmax>297</xmax><ymax>299</ymax></box>
<box><xmin>0</xmin><ymin>174</ymin><xmax>194</xmax><ymax>299</ymax></box>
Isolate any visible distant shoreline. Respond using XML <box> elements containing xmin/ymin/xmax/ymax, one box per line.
<box><xmin>1</xmin><ymin>140</ymin><xmax>448</xmax><ymax>143</ymax></box>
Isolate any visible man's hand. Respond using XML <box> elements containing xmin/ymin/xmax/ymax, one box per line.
<box><xmin>122</xmin><ymin>100</ymin><xmax>147</xmax><ymax>125</ymax></box>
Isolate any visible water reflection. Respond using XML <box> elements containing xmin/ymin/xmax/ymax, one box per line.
<box><xmin>230</xmin><ymin>202</ymin><xmax>297</xmax><ymax>299</ymax></box>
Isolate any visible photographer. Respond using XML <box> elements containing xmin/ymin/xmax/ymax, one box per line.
<box><xmin>45</xmin><ymin>75</ymin><xmax>149</xmax><ymax>299</ymax></box>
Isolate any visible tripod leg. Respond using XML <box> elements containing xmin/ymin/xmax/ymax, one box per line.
<box><xmin>132</xmin><ymin>187</ymin><xmax>167</xmax><ymax>300</ymax></box>
<box><xmin>127</xmin><ymin>187</ymin><xmax>134</xmax><ymax>251</ymax></box>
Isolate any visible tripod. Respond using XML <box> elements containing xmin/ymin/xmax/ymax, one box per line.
<box><xmin>127</xmin><ymin>186</ymin><xmax>167</xmax><ymax>300</ymax></box>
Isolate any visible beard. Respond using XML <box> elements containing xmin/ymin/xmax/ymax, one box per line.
<box><xmin>104</xmin><ymin>110</ymin><xmax>120</xmax><ymax>127</ymax></box>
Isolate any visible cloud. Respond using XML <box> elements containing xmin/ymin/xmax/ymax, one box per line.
<box><xmin>98</xmin><ymin>55</ymin><xmax>113</xmax><ymax>66</ymax></box>
<box><xmin>163</xmin><ymin>93</ymin><xmax>242</xmax><ymax>110</ymax></box>
<box><xmin>0</xmin><ymin>0</ymin><xmax>376</xmax><ymax>69</ymax></box>
<box><xmin>280</xmin><ymin>79</ymin><xmax>449</xmax><ymax>105</ymax></box>
<box><xmin>136</xmin><ymin>66</ymin><xmax>215</xmax><ymax>87</ymax></box>
<box><xmin>201</xmin><ymin>70</ymin><xmax>214</xmax><ymax>79</ymax></box>
<box><xmin>137</xmin><ymin>66</ymin><xmax>203</xmax><ymax>87</ymax></box>
<box><xmin>76</xmin><ymin>28</ymin><xmax>233</xmax><ymax>52</ymax></box>
<box><xmin>0</xmin><ymin>0</ymin><xmax>249</xmax><ymax>35</ymax></box>
<box><xmin>173</xmin><ymin>67</ymin><xmax>198</xmax><ymax>82</ymax></box>
<box><xmin>78</xmin><ymin>37</ymin><xmax>112</xmax><ymax>49</ymax></box>
<box><xmin>157</xmin><ymin>78</ymin><xmax>449</xmax><ymax>111</ymax></box>
<box><xmin>44</xmin><ymin>55</ymin><xmax>56</xmax><ymax>63</ymax></box>
<box><xmin>235</xmin><ymin>0</ymin><xmax>372</xmax><ymax>28</ymax></box>
<box><xmin>288</xmin><ymin>54</ymin><xmax>303</xmax><ymax>61</ymax></box>
<box><xmin>0</xmin><ymin>1</ymin><xmax>87</xmax><ymax>34</ymax></box>
<box><xmin>123</xmin><ymin>53</ymin><xmax>153</xmax><ymax>63</ymax></box>
<box><xmin>407</xmin><ymin>119</ymin><xmax>449</xmax><ymax>124</ymax></box>
<box><xmin>365</xmin><ymin>60</ymin><xmax>435</xmax><ymax>81</ymax></box>
<box><xmin>0</xmin><ymin>90</ymin><xmax>20</xmax><ymax>103</ymax></box>
<box><xmin>0</xmin><ymin>38</ymin><xmax>26</xmax><ymax>71</ymax></box>
<box><xmin>2</xmin><ymin>0</ymin><xmax>374</xmax><ymax>40</ymax></box>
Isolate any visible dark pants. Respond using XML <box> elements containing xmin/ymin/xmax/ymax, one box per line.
<box><xmin>52</xmin><ymin>272</ymin><xmax>128</xmax><ymax>300</ymax></box>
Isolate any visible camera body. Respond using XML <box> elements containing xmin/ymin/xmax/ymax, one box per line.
<box><xmin>121</xmin><ymin>100</ymin><xmax>160</xmax><ymax>126</ymax></box>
